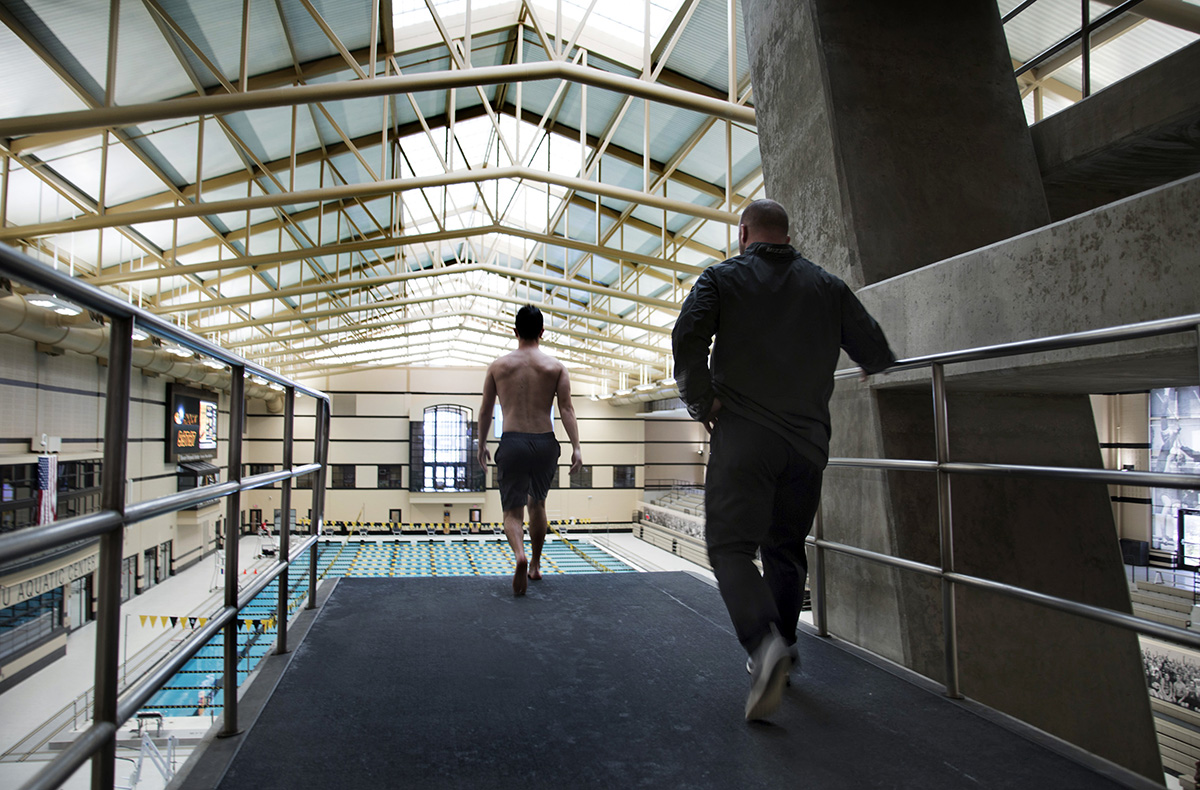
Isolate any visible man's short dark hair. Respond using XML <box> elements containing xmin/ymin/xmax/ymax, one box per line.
<box><xmin>515</xmin><ymin>304</ymin><xmax>543</xmax><ymax>339</ymax></box>
<box><xmin>740</xmin><ymin>199</ymin><xmax>789</xmax><ymax>238</ymax></box>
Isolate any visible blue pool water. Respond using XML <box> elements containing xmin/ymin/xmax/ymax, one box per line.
<box><xmin>139</xmin><ymin>537</ymin><xmax>634</xmax><ymax>715</ymax></box>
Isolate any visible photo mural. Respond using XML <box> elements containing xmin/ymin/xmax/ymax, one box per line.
<box><xmin>1151</xmin><ymin>386</ymin><xmax>1200</xmax><ymax>564</ymax></box>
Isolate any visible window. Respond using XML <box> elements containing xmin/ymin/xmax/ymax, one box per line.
<box><xmin>378</xmin><ymin>465</ymin><xmax>405</xmax><ymax>489</ymax></box>
<box><xmin>143</xmin><ymin>548</ymin><xmax>159</xmax><ymax>590</ymax></box>
<box><xmin>410</xmin><ymin>405</ymin><xmax>483</xmax><ymax>492</ymax></box>
<box><xmin>246</xmin><ymin>464</ymin><xmax>276</xmax><ymax>481</ymax></box>
<box><xmin>550</xmin><ymin>466</ymin><xmax>560</xmax><ymax>489</ymax></box>
<box><xmin>121</xmin><ymin>556</ymin><xmax>136</xmax><ymax>602</ymax></box>
<box><xmin>159</xmin><ymin>540</ymin><xmax>173</xmax><ymax>579</ymax></box>
<box><xmin>1</xmin><ymin>460</ymin><xmax>103</xmax><ymax>532</ymax></box>
<box><xmin>614</xmin><ymin>465</ymin><xmax>637</xmax><ymax>488</ymax></box>
<box><xmin>296</xmin><ymin>472</ymin><xmax>314</xmax><ymax>490</ymax></box>
<box><xmin>0</xmin><ymin>588</ymin><xmax>64</xmax><ymax>663</ymax></box>
<box><xmin>331</xmin><ymin>465</ymin><xmax>356</xmax><ymax>489</ymax></box>
<box><xmin>0</xmin><ymin>463</ymin><xmax>36</xmax><ymax>533</ymax></box>
<box><xmin>570</xmin><ymin>465</ymin><xmax>593</xmax><ymax>489</ymax></box>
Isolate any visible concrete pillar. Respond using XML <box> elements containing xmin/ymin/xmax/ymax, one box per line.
<box><xmin>746</xmin><ymin>0</ymin><xmax>1048</xmax><ymax>289</ymax></box>
<box><xmin>744</xmin><ymin>0</ymin><xmax>1163</xmax><ymax>780</ymax></box>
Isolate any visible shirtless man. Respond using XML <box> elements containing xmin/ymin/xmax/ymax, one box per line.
<box><xmin>478</xmin><ymin>305</ymin><xmax>582</xmax><ymax>595</ymax></box>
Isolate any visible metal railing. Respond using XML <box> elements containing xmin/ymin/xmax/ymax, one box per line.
<box><xmin>643</xmin><ymin>479</ymin><xmax>704</xmax><ymax>491</ymax></box>
<box><xmin>0</xmin><ymin>242</ymin><xmax>332</xmax><ymax>790</ymax></box>
<box><xmin>809</xmin><ymin>310</ymin><xmax>1200</xmax><ymax>699</ymax></box>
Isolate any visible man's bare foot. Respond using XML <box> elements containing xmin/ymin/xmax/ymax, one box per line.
<box><xmin>513</xmin><ymin>557</ymin><xmax>528</xmax><ymax>596</ymax></box>
<box><xmin>529</xmin><ymin>560</ymin><xmax>542</xmax><ymax>581</ymax></box>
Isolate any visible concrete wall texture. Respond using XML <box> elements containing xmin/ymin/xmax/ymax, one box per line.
<box><xmin>744</xmin><ymin>0</ymin><xmax>1048</xmax><ymax>290</ymax></box>
<box><xmin>741</xmin><ymin>0</ymin><xmax>1198</xmax><ymax>779</ymax></box>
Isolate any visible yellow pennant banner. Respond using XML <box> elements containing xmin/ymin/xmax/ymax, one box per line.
<box><xmin>136</xmin><ymin>615</ymin><xmax>210</xmax><ymax>628</ymax></box>
<box><xmin>240</xmin><ymin>617</ymin><xmax>278</xmax><ymax>630</ymax></box>
<box><xmin>136</xmin><ymin>615</ymin><xmax>277</xmax><ymax>630</ymax></box>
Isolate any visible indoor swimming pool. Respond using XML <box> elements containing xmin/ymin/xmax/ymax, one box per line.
<box><xmin>138</xmin><ymin>537</ymin><xmax>635</xmax><ymax>716</ymax></box>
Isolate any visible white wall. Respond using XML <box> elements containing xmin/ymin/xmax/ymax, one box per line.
<box><xmin>643</xmin><ymin>417</ymin><xmax>708</xmax><ymax>486</ymax></box>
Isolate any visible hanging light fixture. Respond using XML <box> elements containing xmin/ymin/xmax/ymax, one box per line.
<box><xmin>26</xmin><ymin>294</ymin><xmax>82</xmax><ymax>316</ymax></box>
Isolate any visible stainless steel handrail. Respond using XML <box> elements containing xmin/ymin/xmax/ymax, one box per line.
<box><xmin>32</xmin><ymin>535</ymin><xmax>321</xmax><ymax>790</ymax></box>
<box><xmin>816</xmin><ymin>309</ymin><xmax>1200</xmax><ymax>701</ymax></box>
<box><xmin>0</xmin><ymin>510</ymin><xmax>126</xmax><ymax>565</ymax></box>
<box><xmin>825</xmin><ymin>459</ymin><xmax>1200</xmax><ymax>491</ymax></box>
<box><xmin>807</xmin><ymin>535</ymin><xmax>1200</xmax><ymax>652</ymax></box>
<box><xmin>116</xmin><ymin>534</ymin><xmax>320</xmax><ymax>721</ymax></box>
<box><xmin>0</xmin><ymin>242</ymin><xmax>332</xmax><ymax>790</ymax></box>
<box><xmin>835</xmin><ymin>311</ymin><xmax>1200</xmax><ymax>380</ymax></box>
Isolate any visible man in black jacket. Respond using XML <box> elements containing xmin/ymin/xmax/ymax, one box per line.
<box><xmin>672</xmin><ymin>199</ymin><xmax>895</xmax><ymax>721</ymax></box>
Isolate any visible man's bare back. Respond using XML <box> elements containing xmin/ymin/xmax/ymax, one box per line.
<box><xmin>486</xmin><ymin>347</ymin><xmax>565</xmax><ymax>434</ymax></box>
<box><xmin>479</xmin><ymin>343</ymin><xmax>582</xmax><ymax>476</ymax></box>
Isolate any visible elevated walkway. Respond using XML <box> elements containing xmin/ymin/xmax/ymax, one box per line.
<box><xmin>180</xmin><ymin>573</ymin><xmax>1155</xmax><ymax>789</ymax></box>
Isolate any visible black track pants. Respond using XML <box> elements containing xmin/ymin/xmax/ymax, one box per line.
<box><xmin>704</xmin><ymin>411</ymin><xmax>823</xmax><ymax>654</ymax></box>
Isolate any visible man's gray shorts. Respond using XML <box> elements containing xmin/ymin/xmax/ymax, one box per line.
<box><xmin>495</xmin><ymin>431</ymin><xmax>561</xmax><ymax>511</ymax></box>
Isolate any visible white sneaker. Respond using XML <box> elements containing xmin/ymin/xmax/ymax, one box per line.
<box><xmin>746</xmin><ymin>642</ymin><xmax>800</xmax><ymax>679</ymax></box>
<box><xmin>745</xmin><ymin>625</ymin><xmax>793</xmax><ymax>722</ymax></box>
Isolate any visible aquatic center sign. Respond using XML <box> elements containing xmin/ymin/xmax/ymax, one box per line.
<box><xmin>0</xmin><ymin>552</ymin><xmax>98</xmax><ymax>608</ymax></box>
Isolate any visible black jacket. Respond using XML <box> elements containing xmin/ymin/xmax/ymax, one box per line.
<box><xmin>672</xmin><ymin>242</ymin><xmax>895</xmax><ymax>467</ymax></box>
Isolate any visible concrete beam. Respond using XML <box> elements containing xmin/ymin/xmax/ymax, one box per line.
<box><xmin>1031</xmin><ymin>40</ymin><xmax>1200</xmax><ymax>221</ymax></box>
<box><xmin>858</xmin><ymin>173</ymin><xmax>1200</xmax><ymax>392</ymax></box>
<box><xmin>745</xmin><ymin>0</ymin><xmax>1048</xmax><ymax>290</ymax></box>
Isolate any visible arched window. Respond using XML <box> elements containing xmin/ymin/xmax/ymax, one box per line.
<box><xmin>409</xmin><ymin>405</ymin><xmax>483</xmax><ymax>492</ymax></box>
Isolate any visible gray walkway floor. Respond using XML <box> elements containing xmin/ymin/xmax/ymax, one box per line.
<box><xmin>196</xmin><ymin>572</ymin><xmax>1155</xmax><ymax>790</ymax></box>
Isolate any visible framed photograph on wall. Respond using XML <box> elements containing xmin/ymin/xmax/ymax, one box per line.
<box><xmin>1150</xmin><ymin>386</ymin><xmax>1200</xmax><ymax>561</ymax></box>
<box><xmin>1143</xmin><ymin>637</ymin><xmax>1200</xmax><ymax>712</ymax></box>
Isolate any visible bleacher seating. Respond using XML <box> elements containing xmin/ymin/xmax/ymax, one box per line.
<box><xmin>1132</xmin><ymin>581</ymin><xmax>1193</xmax><ymax>630</ymax></box>
<box><xmin>653</xmin><ymin>489</ymin><xmax>706</xmax><ymax>518</ymax></box>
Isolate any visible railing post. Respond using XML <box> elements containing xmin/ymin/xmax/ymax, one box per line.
<box><xmin>812</xmin><ymin>505</ymin><xmax>829</xmax><ymax>637</ymax></box>
<box><xmin>932</xmin><ymin>363</ymin><xmax>962</xmax><ymax>699</ymax></box>
<box><xmin>220</xmin><ymin>367</ymin><xmax>245</xmax><ymax>737</ymax></box>
<box><xmin>91</xmin><ymin>314</ymin><xmax>131</xmax><ymax>790</ymax></box>
<box><xmin>1081</xmin><ymin>0</ymin><xmax>1092</xmax><ymax>98</ymax></box>
<box><xmin>276</xmin><ymin>386</ymin><xmax>294</xmax><ymax>655</ymax></box>
<box><xmin>308</xmin><ymin>397</ymin><xmax>330</xmax><ymax>610</ymax></box>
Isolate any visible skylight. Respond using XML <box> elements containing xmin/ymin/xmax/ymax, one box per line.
<box><xmin>397</xmin><ymin>114</ymin><xmax>591</xmax><ymax>244</ymax></box>
<box><xmin>393</xmin><ymin>0</ymin><xmax>688</xmax><ymax>70</ymax></box>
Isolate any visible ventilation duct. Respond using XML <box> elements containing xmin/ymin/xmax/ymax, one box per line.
<box><xmin>0</xmin><ymin>293</ymin><xmax>286</xmax><ymax>412</ymax></box>
<box><xmin>607</xmin><ymin>383</ymin><xmax>680</xmax><ymax>406</ymax></box>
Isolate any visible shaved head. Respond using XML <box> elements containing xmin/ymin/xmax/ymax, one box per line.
<box><xmin>738</xmin><ymin>199</ymin><xmax>790</xmax><ymax>253</ymax></box>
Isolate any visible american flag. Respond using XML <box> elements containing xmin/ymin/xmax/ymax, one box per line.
<box><xmin>37</xmin><ymin>454</ymin><xmax>57</xmax><ymax>525</ymax></box>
